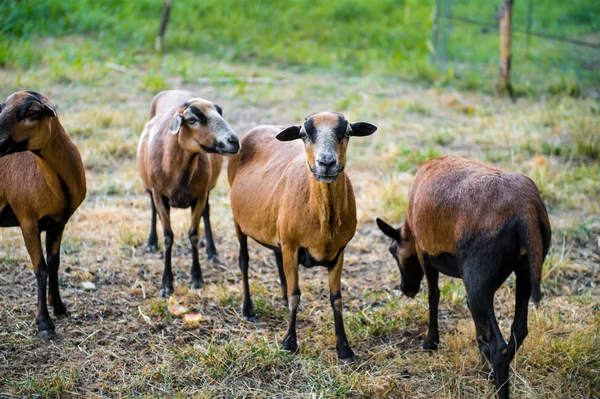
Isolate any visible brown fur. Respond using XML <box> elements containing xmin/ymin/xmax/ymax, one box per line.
<box><xmin>378</xmin><ymin>154</ymin><xmax>551</xmax><ymax>399</ymax></box>
<box><xmin>227</xmin><ymin>113</ymin><xmax>376</xmax><ymax>361</ymax></box>
<box><xmin>0</xmin><ymin>91</ymin><xmax>86</xmax><ymax>338</ymax></box>
<box><xmin>228</xmin><ymin>125</ymin><xmax>356</xmax><ymax>260</ymax></box>
<box><xmin>406</xmin><ymin>155</ymin><xmax>550</xmax><ymax>284</ymax></box>
<box><xmin>137</xmin><ymin>90</ymin><xmax>239</xmax><ymax>296</ymax></box>
<box><xmin>137</xmin><ymin>90</ymin><xmax>223</xmax><ymax>203</ymax></box>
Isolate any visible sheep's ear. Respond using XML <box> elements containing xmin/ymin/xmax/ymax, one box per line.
<box><xmin>276</xmin><ymin>125</ymin><xmax>302</xmax><ymax>141</ymax></box>
<box><xmin>169</xmin><ymin>114</ymin><xmax>184</xmax><ymax>135</ymax></box>
<box><xmin>43</xmin><ymin>103</ymin><xmax>56</xmax><ymax>118</ymax></box>
<box><xmin>350</xmin><ymin>122</ymin><xmax>377</xmax><ymax>137</ymax></box>
<box><xmin>214</xmin><ymin>104</ymin><xmax>223</xmax><ymax>116</ymax></box>
<box><xmin>376</xmin><ymin>218</ymin><xmax>401</xmax><ymax>241</ymax></box>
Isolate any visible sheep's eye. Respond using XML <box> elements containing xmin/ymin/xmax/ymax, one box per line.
<box><xmin>186</xmin><ymin>117</ymin><xmax>197</xmax><ymax>124</ymax></box>
<box><xmin>299</xmin><ymin>133</ymin><xmax>308</xmax><ymax>140</ymax></box>
<box><xmin>27</xmin><ymin>111</ymin><xmax>41</xmax><ymax>120</ymax></box>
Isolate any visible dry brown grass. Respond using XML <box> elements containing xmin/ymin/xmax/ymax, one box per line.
<box><xmin>1</xmin><ymin>42</ymin><xmax>599</xmax><ymax>398</ymax></box>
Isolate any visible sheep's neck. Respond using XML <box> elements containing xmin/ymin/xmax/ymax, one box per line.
<box><xmin>36</xmin><ymin>119</ymin><xmax>86</xmax><ymax>209</ymax></box>
<box><xmin>309</xmin><ymin>173</ymin><xmax>347</xmax><ymax>243</ymax></box>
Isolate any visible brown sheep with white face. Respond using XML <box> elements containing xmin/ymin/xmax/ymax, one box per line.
<box><xmin>137</xmin><ymin>90</ymin><xmax>240</xmax><ymax>298</ymax></box>
<box><xmin>228</xmin><ymin>112</ymin><xmax>377</xmax><ymax>363</ymax></box>
<box><xmin>0</xmin><ymin>91</ymin><xmax>86</xmax><ymax>339</ymax></box>
<box><xmin>377</xmin><ymin>155</ymin><xmax>551</xmax><ymax>399</ymax></box>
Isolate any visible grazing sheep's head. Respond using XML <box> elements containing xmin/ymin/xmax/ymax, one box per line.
<box><xmin>376</xmin><ymin>218</ymin><xmax>424</xmax><ymax>298</ymax></box>
<box><xmin>276</xmin><ymin>112</ymin><xmax>377</xmax><ymax>183</ymax></box>
<box><xmin>169</xmin><ymin>98</ymin><xmax>240</xmax><ymax>155</ymax></box>
<box><xmin>0</xmin><ymin>91</ymin><xmax>57</xmax><ymax>158</ymax></box>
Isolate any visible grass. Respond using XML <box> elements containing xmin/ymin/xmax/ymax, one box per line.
<box><xmin>0</xmin><ymin>2</ymin><xmax>599</xmax><ymax>398</ymax></box>
<box><xmin>0</xmin><ymin>49</ymin><xmax>598</xmax><ymax>396</ymax></box>
<box><xmin>1</xmin><ymin>0</ymin><xmax>599</xmax><ymax>95</ymax></box>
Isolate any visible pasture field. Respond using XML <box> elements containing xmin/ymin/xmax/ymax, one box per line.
<box><xmin>1</xmin><ymin>0</ymin><xmax>600</xmax><ymax>396</ymax></box>
<box><xmin>0</xmin><ymin>35</ymin><xmax>598</xmax><ymax>398</ymax></box>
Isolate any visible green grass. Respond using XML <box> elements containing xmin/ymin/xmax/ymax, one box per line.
<box><xmin>1</xmin><ymin>0</ymin><xmax>598</xmax><ymax>95</ymax></box>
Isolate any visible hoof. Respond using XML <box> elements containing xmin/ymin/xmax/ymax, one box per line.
<box><xmin>339</xmin><ymin>355</ymin><xmax>357</xmax><ymax>366</ymax></box>
<box><xmin>423</xmin><ymin>339</ymin><xmax>439</xmax><ymax>350</ymax></box>
<box><xmin>38</xmin><ymin>329</ymin><xmax>56</xmax><ymax>340</ymax></box>
<box><xmin>190</xmin><ymin>279</ymin><xmax>205</xmax><ymax>290</ymax></box>
<box><xmin>282</xmin><ymin>335</ymin><xmax>298</xmax><ymax>353</ymax></box>
<box><xmin>207</xmin><ymin>254</ymin><xmax>221</xmax><ymax>265</ymax></box>
<box><xmin>53</xmin><ymin>304</ymin><xmax>70</xmax><ymax>318</ymax></box>
<box><xmin>199</xmin><ymin>239</ymin><xmax>206</xmax><ymax>248</ymax></box>
<box><xmin>159</xmin><ymin>287</ymin><xmax>173</xmax><ymax>299</ymax></box>
<box><xmin>146</xmin><ymin>243</ymin><xmax>159</xmax><ymax>253</ymax></box>
<box><xmin>242</xmin><ymin>305</ymin><xmax>256</xmax><ymax>322</ymax></box>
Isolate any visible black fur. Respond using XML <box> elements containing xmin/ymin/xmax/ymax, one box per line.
<box><xmin>0</xmin><ymin>204</ymin><xmax>18</xmax><ymax>227</ymax></box>
<box><xmin>423</xmin><ymin>252</ymin><xmax>460</xmax><ymax>278</ymax></box>
<box><xmin>15</xmin><ymin>95</ymin><xmax>43</xmax><ymax>120</ymax></box>
<box><xmin>187</xmin><ymin>105</ymin><xmax>208</xmax><ymax>125</ymax></box>
<box><xmin>298</xmin><ymin>246</ymin><xmax>345</xmax><ymax>269</ymax></box>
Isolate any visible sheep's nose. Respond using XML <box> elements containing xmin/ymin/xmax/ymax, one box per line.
<box><xmin>227</xmin><ymin>136</ymin><xmax>239</xmax><ymax>145</ymax></box>
<box><xmin>317</xmin><ymin>153</ymin><xmax>336</xmax><ymax>167</ymax></box>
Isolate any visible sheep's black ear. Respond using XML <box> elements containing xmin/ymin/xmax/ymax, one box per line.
<box><xmin>276</xmin><ymin>125</ymin><xmax>302</xmax><ymax>141</ymax></box>
<box><xmin>169</xmin><ymin>114</ymin><xmax>184</xmax><ymax>135</ymax></box>
<box><xmin>43</xmin><ymin>103</ymin><xmax>56</xmax><ymax>118</ymax></box>
<box><xmin>376</xmin><ymin>218</ymin><xmax>401</xmax><ymax>241</ymax></box>
<box><xmin>215</xmin><ymin>104</ymin><xmax>223</xmax><ymax>116</ymax></box>
<box><xmin>350</xmin><ymin>122</ymin><xmax>377</xmax><ymax>137</ymax></box>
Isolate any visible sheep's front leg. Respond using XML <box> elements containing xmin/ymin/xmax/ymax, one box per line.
<box><xmin>189</xmin><ymin>194</ymin><xmax>207</xmax><ymax>290</ymax></box>
<box><xmin>153</xmin><ymin>191</ymin><xmax>174</xmax><ymax>298</ymax></box>
<box><xmin>423</xmin><ymin>265</ymin><xmax>440</xmax><ymax>350</ymax></box>
<box><xmin>328</xmin><ymin>253</ymin><xmax>355</xmax><ymax>363</ymax></box>
<box><xmin>281</xmin><ymin>246</ymin><xmax>300</xmax><ymax>353</ymax></box>
<box><xmin>21</xmin><ymin>220</ymin><xmax>54</xmax><ymax>338</ymax></box>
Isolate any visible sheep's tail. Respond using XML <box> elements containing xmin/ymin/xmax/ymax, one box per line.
<box><xmin>521</xmin><ymin>214</ymin><xmax>551</xmax><ymax>306</ymax></box>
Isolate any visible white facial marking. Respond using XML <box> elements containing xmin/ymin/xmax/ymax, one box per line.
<box><xmin>207</xmin><ymin>109</ymin><xmax>234</xmax><ymax>142</ymax></box>
<box><xmin>314</xmin><ymin>124</ymin><xmax>337</xmax><ymax>160</ymax></box>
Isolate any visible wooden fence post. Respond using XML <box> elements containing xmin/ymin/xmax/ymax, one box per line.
<box><xmin>156</xmin><ymin>0</ymin><xmax>172</xmax><ymax>52</ymax></box>
<box><xmin>498</xmin><ymin>0</ymin><xmax>515</xmax><ymax>99</ymax></box>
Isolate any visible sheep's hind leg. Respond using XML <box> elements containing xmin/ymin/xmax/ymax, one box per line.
<box><xmin>236</xmin><ymin>223</ymin><xmax>255</xmax><ymax>321</ymax></box>
<box><xmin>189</xmin><ymin>196</ymin><xmax>207</xmax><ymax>289</ymax></box>
<box><xmin>202</xmin><ymin>193</ymin><xmax>219</xmax><ymax>264</ymax></box>
<box><xmin>46</xmin><ymin>225</ymin><xmax>68</xmax><ymax>316</ymax></box>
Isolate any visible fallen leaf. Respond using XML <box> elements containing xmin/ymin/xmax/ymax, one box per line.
<box><xmin>184</xmin><ymin>313</ymin><xmax>204</xmax><ymax>324</ymax></box>
<box><xmin>168</xmin><ymin>305</ymin><xmax>189</xmax><ymax>316</ymax></box>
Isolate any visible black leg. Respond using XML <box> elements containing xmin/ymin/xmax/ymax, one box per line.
<box><xmin>507</xmin><ymin>258</ymin><xmax>531</xmax><ymax>362</ymax></box>
<box><xmin>21</xmin><ymin>221</ymin><xmax>55</xmax><ymax>338</ymax></box>
<box><xmin>328</xmin><ymin>254</ymin><xmax>355</xmax><ymax>363</ymax></box>
<box><xmin>465</xmin><ymin>282</ymin><xmax>510</xmax><ymax>399</ymax></box>
<box><xmin>202</xmin><ymin>193</ymin><xmax>219</xmax><ymax>264</ymax></box>
<box><xmin>46</xmin><ymin>226</ymin><xmax>67</xmax><ymax>316</ymax></box>
<box><xmin>153</xmin><ymin>192</ymin><xmax>174</xmax><ymax>298</ymax></box>
<box><xmin>423</xmin><ymin>266</ymin><xmax>440</xmax><ymax>350</ymax></box>
<box><xmin>146</xmin><ymin>190</ymin><xmax>159</xmax><ymax>252</ymax></box>
<box><xmin>274</xmin><ymin>250</ymin><xmax>288</xmax><ymax>305</ymax></box>
<box><xmin>235</xmin><ymin>223</ymin><xmax>255</xmax><ymax>320</ymax></box>
<box><xmin>189</xmin><ymin>199</ymin><xmax>205</xmax><ymax>289</ymax></box>
<box><xmin>281</xmin><ymin>246</ymin><xmax>300</xmax><ymax>353</ymax></box>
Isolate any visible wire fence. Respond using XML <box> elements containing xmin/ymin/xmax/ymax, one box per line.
<box><xmin>430</xmin><ymin>0</ymin><xmax>600</xmax><ymax>93</ymax></box>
